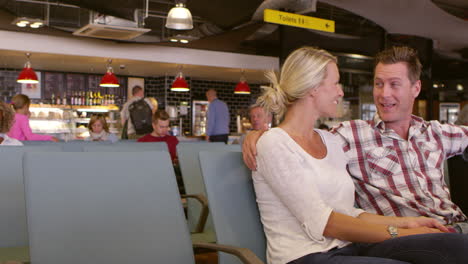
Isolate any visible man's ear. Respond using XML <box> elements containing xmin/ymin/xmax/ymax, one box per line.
<box><xmin>412</xmin><ymin>80</ymin><xmax>421</xmax><ymax>98</ymax></box>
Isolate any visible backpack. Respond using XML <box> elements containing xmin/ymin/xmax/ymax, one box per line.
<box><xmin>128</xmin><ymin>98</ymin><xmax>153</xmax><ymax>134</ymax></box>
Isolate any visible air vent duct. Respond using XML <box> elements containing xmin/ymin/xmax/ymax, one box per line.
<box><xmin>73</xmin><ymin>11</ymin><xmax>150</xmax><ymax>40</ymax></box>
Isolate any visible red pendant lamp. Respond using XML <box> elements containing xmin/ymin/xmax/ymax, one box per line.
<box><xmin>17</xmin><ymin>53</ymin><xmax>39</xmax><ymax>84</ymax></box>
<box><xmin>100</xmin><ymin>59</ymin><xmax>119</xmax><ymax>88</ymax></box>
<box><xmin>171</xmin><ymin>68</ymin><xmax>189</xmax><ymax>92</ymax></box>
<box><xmin>234</xmin><ymin>70</ymin><xmax>251</xmax><ymax>94</ymax></box>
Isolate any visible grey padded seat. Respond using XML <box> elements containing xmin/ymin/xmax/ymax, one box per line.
<box><xmin>23</xmin><ymin>151</ymin><xmax>263</xmax><ymax>264</ymax></box>
<box><xmin>199</xmin><ymin>151</ymin><xmax>266</xmax><ymax>264</ymax></box>
<box><xmin>177</xmin><ymin>142</ymin><xmax>240</xmax><ymax>242</ymax></box>
<box><xmin>0</xmin><ymin>145</ymin><xmax>62</xmax><ymax>263</ymax></box>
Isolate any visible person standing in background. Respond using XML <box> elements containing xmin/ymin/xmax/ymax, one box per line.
<box><xmin>205</xmin><ymin>89</ymin><xmax>230</xmax><ymax>143</ymax></box>
<box><xmin>236</xmin><ymin>104</ymin><xmax>271</xmax><ymax>146</ymax></box>
<box><xmin>0</xmin><ymin>100</ymin><xmax>22</xmax><ymax>145</ymax></box>
<box><xmin>120</xmin><ymin>85</ymin><xmax>155</xmax><ymax>139</ymax></box>
<box><xmin>8</xmin><ymin>94</ymin><xmax>59</xmax><ymax>142</ymax></box>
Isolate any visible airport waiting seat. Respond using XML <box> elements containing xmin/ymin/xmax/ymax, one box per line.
<box><xmin>199</xmin><ymin>151</ymin><xmax>266</xmax><ymax>264</ymax></box>
<box><xmin>82</xmin><ymin>141</ymin><xmax>168</xmax><ymax>152</ymax></box>
<box><xmin>177</xmin><ymin>142</ymin><xmax>240</xmax><ymax>242</ymax></box>
<box><xmin>0</xmin><ymin>145</ymin><xmax>62</xmax><ymax>263</ymax></box>
<box><xmin>23</xmin><ymin>151</ymin><xmax>261</xmax><ymax>264</ymax></box>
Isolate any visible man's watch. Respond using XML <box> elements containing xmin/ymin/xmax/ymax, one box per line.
<box><xmin>387</xmin><ymin>225</ymin><xmax>398</xmax><ymax>238</ymax></box>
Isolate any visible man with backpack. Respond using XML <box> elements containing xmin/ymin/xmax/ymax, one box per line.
<box><xmin>120</xmin><ymin>85</ymin><xmax>155</xmax><ymax>139</ymax></box>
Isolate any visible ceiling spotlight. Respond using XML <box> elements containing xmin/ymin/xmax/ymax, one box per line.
<box><xmin>456</xmin><ymin>84</ymin><xmax>464</xmax><ymax>91</ymax></box>
<box><xmin>12</xmin><ymin>17</ymin><xmax>45</xmax><ymax>29</ymax></box>
<box><xmin>30</xmin><ymin>22</ymin><xmax>44</xmax><ymax>29</ymax></box>
<box><xmin>165</xmin><ymin>2</ymin><xmax>193</xmax><ymax>30</ymax></box>
<box><xmin>167</xmin><ymin>33</ymin><xmax>198</xmax><ymax>44</ymax></box>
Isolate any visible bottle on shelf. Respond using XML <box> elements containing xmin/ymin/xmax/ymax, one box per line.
<box><xmin>56</xmin><ymin>93</ymin><xmax>61</xmax><ymax>105</ymax></box>
<box><xmin>62</xmin><ymin>93</ymin><xmax>67</xmax><ymax>105</ymax></box>
<box><xmin>51</xmin><ymin>93</ymin><xmax>55</xmax><ymax>105</ymax></box>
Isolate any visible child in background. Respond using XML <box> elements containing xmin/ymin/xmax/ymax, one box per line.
<box><xmin>85</xmin><ymin>114</ymin><xmax>118</xmax><ymax>143</ymax></box>
<box><xmin>0</xmin><ymin>100</ymin><xmax>22</xmax><ymax>145</ymax></box>
<box><xmin>138</xmin><ymin>110</ymin><xmax>179</xmax><ymax>163</ymax></box>
<box><xmin>8</xmin><ymin>94</ymin><xmax>59</xmax><ymax>142</ymax></box>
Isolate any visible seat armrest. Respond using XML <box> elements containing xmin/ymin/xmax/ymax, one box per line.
<box><xmin>181</xmin><ymin>194</ymin><xmax>209</xmax><ymax>233</ymax></box>
<box><xmin>193</xmin><ymin>242</ymin><xmax>264</xmax><ymax>264</ymax></box>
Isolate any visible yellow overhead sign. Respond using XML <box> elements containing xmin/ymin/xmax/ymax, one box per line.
<box><xmin>264</xmin><ymin>9</ymin><xmax>335</xmax><ymax>33</ymax></box>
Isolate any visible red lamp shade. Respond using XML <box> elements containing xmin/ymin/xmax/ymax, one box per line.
<box><xmin>171</xmin><ymin>75</ymin><xmax>189</xmax><ymax>91</ymax></box>
<box><xmin>234</xmin><ymin>80</ymin><xmax>251</xmax><ymax>94</ymax></box>
<box><xmin>100</xmin><ymin>69</ymin><xmax>119</xmax><ymax>88</ymax></box>
<box><xmin>17</xmin><ymin>64</ymin><xmax>38</xmax><ymax>84</ymax></box>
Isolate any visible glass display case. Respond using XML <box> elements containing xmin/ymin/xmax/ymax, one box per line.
<box><xmin>29</xmin><ymin>104</ymin><xmax>120</xmax><ymax>140</ymax></box>
<box><xmin>439</xmin><ymin>102</ymin><xmax>460</xmax><ymax>124</ymax></box>
<box><xmin>192</xmin><ymin>100</ymin><xmax>209</xmax><ymax>136</ymax></box>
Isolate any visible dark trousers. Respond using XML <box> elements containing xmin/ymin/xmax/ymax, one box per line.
<box><xmin>209</xmin><ymin>134</ymin><xmax>228</xmax><ymax>144</ymax></box>
<box><xmin>289</xmin><ymin>233</ymin><xmax>468</xmax><ymax>264</ymax></box>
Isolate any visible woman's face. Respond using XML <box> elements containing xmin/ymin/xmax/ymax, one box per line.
<box><xmin>91</xmin><ymin>120</ymin><xmax>104</xmax><ymax>133</ymax></box>
<box><xmin>314</xmin><ymin>62</ymin><xmax>343</xmax><ymax>118</ymax></box>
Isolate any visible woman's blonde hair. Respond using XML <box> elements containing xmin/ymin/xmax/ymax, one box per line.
<box><xmin>88</xmin><ymin>114</ymin><xmax>110</xmax><ymax>133</ymax></box>
<box><xmin>11</xmin><ymin>94</ymin><xmax>31</xmax><ymax>110</ymax></box>
<box><xmin>257</xmin><ymin>46</ymin><xmax>336</xmax><ymax>119</ymax></box>
<box><xmin>0</xmin><ymin>101</ymin><xmax>15</xmax><ymax>133</ymax></box>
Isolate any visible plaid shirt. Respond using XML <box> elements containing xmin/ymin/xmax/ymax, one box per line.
<box><xmin>332</xmin><ymin>114</ymin><xmax>468</xmax><ymax>224</ymax></box>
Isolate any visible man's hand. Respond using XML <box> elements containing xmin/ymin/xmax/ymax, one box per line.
<box><xmin>398</xmin><ymin>226</ymin><xmax>443</xmax><ymax>237</ymax></box>
<box><xmin>242</xmin><ymin>129</ymin><xmax>266</xmax><ymax>170</ymax></box>
<box><xmin>396</xmin><ymin>216</ymin><xmax>449</xmax><ymax>233</ymax></box>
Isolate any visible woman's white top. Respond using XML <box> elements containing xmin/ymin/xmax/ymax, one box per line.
<box><xmin>253</xmin><ymin>127</ymin><xmax>365</xmax><ymax>264</ymax></box>
<box><xmin>0</xmin><ymin>133</ymin><xmax>23</xmax><ymax>145</ymax></box>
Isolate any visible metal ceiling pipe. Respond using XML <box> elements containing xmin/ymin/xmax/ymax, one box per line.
<box><xmin>251</xmin><ymin>0</ymin><xmax>318</xmax><ymax>21</ymax></box>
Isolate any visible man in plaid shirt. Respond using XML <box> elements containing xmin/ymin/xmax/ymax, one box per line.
<box><xmin>242</xmin><ymin>46</ymin><xmax>468</xmax><ymax>233</ymax></box>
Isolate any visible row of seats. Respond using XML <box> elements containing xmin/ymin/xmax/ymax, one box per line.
<box><xmin>0</xmin><ymin>142</ymin><xmax>266</xmax><ymax>263</ymax></box>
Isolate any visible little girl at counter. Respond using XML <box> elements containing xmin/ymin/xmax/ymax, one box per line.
<box><xmin>8</xmin><ymin>94</ymin><xmax>59</xmax><ymax>142</ymax></box>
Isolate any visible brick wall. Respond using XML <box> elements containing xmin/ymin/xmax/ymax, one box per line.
<box><xmin>145</xmin><ymin>75</ymin><xmax>263</xmax><ymax>135</ymax></box>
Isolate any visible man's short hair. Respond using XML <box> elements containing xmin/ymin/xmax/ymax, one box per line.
<box><xmin>132</xmin><ymin>85</ymin><xmax>143</xmax><ymax>96</ymax></box>
<box><xmin>152</xmin><ymin>110</ymin><xmax>170</xmax><ymax>124</ymax></box>
<box><xmin>374</xmin><ymin>46</ymin><xmax>422</xmax><ymax>84</ymax></box>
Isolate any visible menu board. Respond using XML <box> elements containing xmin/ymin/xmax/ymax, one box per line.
<box><xmin>88</xmin><ymin>74</ymin><xmax>101</xmax><ymax>92</ymax></box>
<box><xmin>66</xmin><ymin>73</ymin><xmax>86</xmax><ymax>95</ymax></box>
<box><xmin>43</xmin><ymin>72</ymin><xmax>65</xmax><ymax>100</ymax></box>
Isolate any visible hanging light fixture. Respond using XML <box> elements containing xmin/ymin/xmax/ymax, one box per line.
<box><xmin>165</xmin><ymin>2</ymin><xmax>193</xmax><ymax>30</ymax></box>
<box><xmin>17</xmin><ymin>53</ymin><xmax>39</xmax><ymax>84</ymax></box>
<box><xmin>171</xmin><ymin>67</ymin><xmax>189</xmax><ymax>92</ymax></box>
<box><xmin>234</xmin><ymin>70</ymin><xmax>251</xmax><ymax>94</ymax></box>
<box><xmin>99</xmin><ymin>59</ymin><xmax>119</xmax><ymax>88</ymax></box>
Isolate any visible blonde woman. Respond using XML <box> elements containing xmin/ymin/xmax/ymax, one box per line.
<box><xmin>8</xmin><ymin>94</ymin><xmax>58</xmax><ymax>142</ymax></box>
<box><xmin>253</xmin><ymin>47</ymin><xmax>467</xmax><ymax>264</ymax></box>
<box><xmin>0</xmin><ymin>100</ymin><xmax>22</xmax><ymax>145</ymax></box>
<box><xmin>85</xmin><ymin>114</ymin><xmax>118</xmax><ymax>143</ymax></box>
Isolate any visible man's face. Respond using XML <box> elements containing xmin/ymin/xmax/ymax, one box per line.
<box><xmin>152</xmin><ymin>119</ymin><xmax>170</xmax><ymax>137</ymax></box>
<box><xmin>373</xmin><ymin>62</ymin><xmax>421</xmax><ymax>127</ymax></box>
<box><xmin>249</xmin><ymin>107</ymin><xmax>270</xmax><ymax>131</ymax></box>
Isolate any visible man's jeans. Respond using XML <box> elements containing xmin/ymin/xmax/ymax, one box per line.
<box><xmin>289</xmin><ymin>233</ymin><xmax>468</xmax><ymax>264</ymax></box>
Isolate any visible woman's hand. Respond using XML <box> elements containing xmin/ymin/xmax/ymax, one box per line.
<box><xmin>242</xmin><ymin>129</ymin><xmax>266</xmax><ymax>170</ymax></box>
<box><xmin>395</xmin><ymin>216</ymin><xmax>449</xmax><ymax>233</ymax></box>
